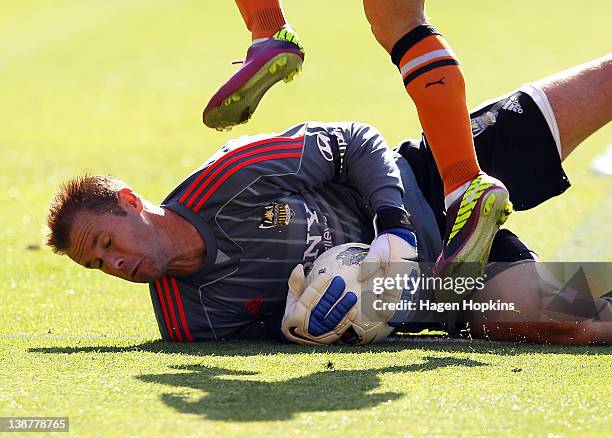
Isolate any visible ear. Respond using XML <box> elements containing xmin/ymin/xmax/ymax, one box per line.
<box><xmin>116</xmin><ymin>188</ymin><xmax>143</xmax><ymax>213</ymax></box>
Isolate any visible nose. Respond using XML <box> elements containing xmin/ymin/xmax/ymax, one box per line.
<box><xmin>105</xmin><ymin>253</ymin><xmax>125</xmax><ymax>273</ymax></box>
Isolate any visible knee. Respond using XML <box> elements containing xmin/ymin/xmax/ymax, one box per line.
<box><xmin>369</xmin><ymin>17</ymin><xmax>428</xmax><ymax>53</ymax></box>
<box><xmin>363</xmin><ymin>1</ymin><xmax>427</xmax><ymax>54</ymax></box>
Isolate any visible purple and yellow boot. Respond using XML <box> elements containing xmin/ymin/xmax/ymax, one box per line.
<box><xmin>203</xmin><ymin>25</ymin><xmax>304</xmax><ymax>131</ymax></box>
<box><xmin>434</xmin><ymin>173</ymin><xmax>514</xmax><ymax>300</ymax></box>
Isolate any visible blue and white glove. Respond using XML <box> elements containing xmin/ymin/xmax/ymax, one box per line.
<box><xmin>357</xmin><ymin>208</ymin><xmax>420</xmax><ymax>325</ymax></box>
<box><xmin>281</xmin><ymin>264</ymin><xmax>358</xmax><ymax>345</ymax></box>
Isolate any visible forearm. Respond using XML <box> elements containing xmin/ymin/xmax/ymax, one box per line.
<box><xmin>344</xmin><ymin>123</ymin><xmax>406</xmax><ymax>212</ymax></box>
<box><xmin>475</xmin><ymin>321</ymin><xmax>612</xmax><ymax>345</ymax></box>
<box><xmin>555</xmin><ymin>321</ymin><xmax>612</xmax><ymax>345</ymax></box>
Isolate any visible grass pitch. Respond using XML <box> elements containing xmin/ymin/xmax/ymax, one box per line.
<box><xmin>1</xmin><ymin>1</ymin><xmax>611</xmax><ymax>436</ymax></box>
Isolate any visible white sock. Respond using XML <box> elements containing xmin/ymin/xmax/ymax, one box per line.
<box><xmin>252</xmin><ymin>37</ymin><xmax>270</xmax><ymax>45</ymax></box>
<box><xmin>444</xmin><ymin>181</ymin><xmax>472</xmax><ymax>210</ymax></box>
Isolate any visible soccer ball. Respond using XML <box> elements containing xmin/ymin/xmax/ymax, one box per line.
<box><xmin>305</xmin><ymin>243</ymin><xmax>395</xmax><ymax>345</ymax></box>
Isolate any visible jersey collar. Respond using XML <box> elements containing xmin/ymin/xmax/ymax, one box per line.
<box><xmin>161</xmin><ymin>200</ymin><xmax>218</xmax><ymax>284</ymax></box>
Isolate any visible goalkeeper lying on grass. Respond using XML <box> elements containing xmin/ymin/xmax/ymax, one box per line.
<box><xmin>46</xmin><ymin>55</ymin><xmax>612</xmax><ymax>345</ymax></box>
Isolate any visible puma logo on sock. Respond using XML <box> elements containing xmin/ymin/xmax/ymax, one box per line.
<box><xmin>425</xmin><ymin>77</ymin><xmax>446</xmax><ymax>88</ymax></box>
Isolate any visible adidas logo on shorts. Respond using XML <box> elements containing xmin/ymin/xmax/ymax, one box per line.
<box><xmin>502</xmin><ymin>96</ymin><xmax>523</xmax><ymax>114</ymax></box>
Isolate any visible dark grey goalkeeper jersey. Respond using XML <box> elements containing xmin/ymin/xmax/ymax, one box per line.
<box><xmin>148</xmin><ymin>121</ymin><xmax>441</xmax><ymax>342</ymax></box>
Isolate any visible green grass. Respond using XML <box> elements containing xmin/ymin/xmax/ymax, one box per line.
<box><xmin>1</xmin><ymin>1</ymin><xmax>611</xmax><ymax>436</ymax></box>
<box><xmin>2</xmin><ymin>339</ymin><xmax>611</xmax><ymax>436</ymax></box>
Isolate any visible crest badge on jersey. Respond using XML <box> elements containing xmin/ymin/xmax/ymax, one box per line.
<box><xmin>259</xmin><ymin>203</ymin><xmax>295</xmax><ymax>229</ymax></box>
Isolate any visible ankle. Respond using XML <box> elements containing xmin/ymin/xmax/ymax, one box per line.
<box><xmin>250</xmin><ymin>8</ymin><xmax>286</xmax><ymax>40</ymax></box>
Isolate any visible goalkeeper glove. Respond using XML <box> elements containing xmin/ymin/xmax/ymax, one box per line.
<box><xmin>282</xmin><ymin>264</ymin><xmax>358</xmax><ymax>345</ymax></box>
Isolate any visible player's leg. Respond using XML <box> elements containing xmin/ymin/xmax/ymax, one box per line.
<box><xmin>462</xmin><ymin>56</ymin><xmax>612</xmax><ymax>345</ymax></box>
<box><xmin>362</xmin><ymin>0</ymin><xmax>513</xmax><ymax>285</ymax></box>
<box><xmin>202</xmin><ymin>0</ymin><xmax>304</xmax><ymax>130</ymax></box>
<box><xmin>467</xmin><ymin>262</ymin><xmax>612</xmax><ymax>345</ymax></box>
<box><xmin>533</xmin><ymin>53</ymin><xmax>612</xmax><ymax>161</ymax></box>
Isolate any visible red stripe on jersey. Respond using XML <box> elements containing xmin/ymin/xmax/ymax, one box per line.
<box><xmin>185</xmin><ymin>143</ymin><xmax>303</xmax><ymax>208</ymax></box>
<box><xmin>179</xmin><ymin>135</ymin><xmax>304</xmax><ymax>204</ymax></box>
<box><xmin>154</xmin><ymin>280</ymin><xmax>175</xmax><ymax>341</ymax></box>
<box><xmin>170</xmin><ymin>277</ymin><xmax>193</xmax><ymax>342</ymax></box>
<box><xmin>193</xmin><ymin>151</ymin><xmax>302</xmax><ymax>212</ymax></box>
<box><xmin>162</xmin><ymin>275</ymin><xmax>183</xmax><ymax>341</ymax></box>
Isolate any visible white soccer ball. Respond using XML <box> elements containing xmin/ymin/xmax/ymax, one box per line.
<box><xmin>305</xmin><ymin>243</ymin><xmax>395</xmax><ymax>345</ymax></box>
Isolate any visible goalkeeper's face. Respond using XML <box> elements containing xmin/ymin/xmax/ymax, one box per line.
<box><xmin>66</xmin><ymin>205</ymin><xmax>166</xmax><ymax>284</ymax></box>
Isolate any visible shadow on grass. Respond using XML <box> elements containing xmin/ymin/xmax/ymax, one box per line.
<box><xmin>135</xmin><ymin>356</ymin><xmax>485</xmax><ymax>421</ymax></box>
<box><xmin>29</xmin><ymin>336</ymin><xmax>612</xmax><ymax>357</ymax></box>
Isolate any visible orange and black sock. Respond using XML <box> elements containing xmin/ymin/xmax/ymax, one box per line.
<box><xmin>391</xmin><ymin>25</ymin><xmax>481</xmax><ymax>202</ymax></box>
<box><xmin>235</xmin><ymin>0</ymin><xmax>287</xmax><ymax>41</ymax></box>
